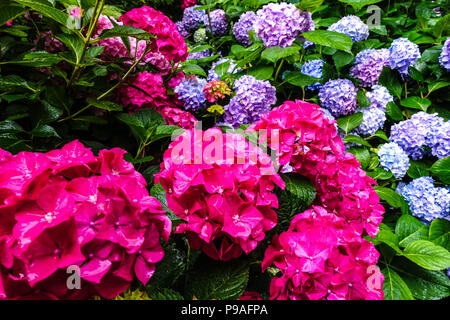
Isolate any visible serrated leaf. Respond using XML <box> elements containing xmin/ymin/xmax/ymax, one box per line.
<box><xmin>303</xmin><ymin>30</ymin><xmax>353</xmax><ymax>53</ymax></box>
<box><xmin>399</xmin><ymin>226</ymin><xmax>429</xmax><ymax>248</ymax></box>
<box><xmin>12</xmin><ymin>0</ymin><xmax>71</xmax><ymax>27</ymax></box>
<box><xmin>400</xmin><ymin>97</ymin><xmax>431</xmax><ymax>112</ymax></box>
<box><xmin>430</xmin><ymin>157</ymin><xmax>450</xmax><ymax>184</ymax></box>
<box><xmin>30</xmin><ymin>124</ymin><xmax>60</xmax><ymax>138</ymax></box>
<box><xmin>386</xmin><ymin>102</ymin><xmax>403</xmax><ymax>121</ymax></box>
<box><xmin>429</xmin><ymin>219</ymin><xmax>450</xmax><ymax>250</ymax></box>
<box><xmin>247</xmin><ymin>65</ymin><xmax>274</xmax><ymax>80</ymax></box>
<box><xmin>87</xmin><ymin>98</ymin><xmax>122</xmax><ymax>111</ymax></box>
<box><xmin>395</xmin><ymin>214</ymin><xmax>426</xmax><ymax>242</ymax></box>
<box><xmin>428</xmin><ymin>81</ymin><xmax>450</xmax><ymax>94</ymax></box>
<box><xmin>333</xmin><ymin>51</ymin><xmax>354</xmax><ymax>71</ymax></box>
<box><xmin>338</xmin><ymin>0</ymin><xmax>382</xmax><ymax>11</ymax></box>
<box><xmin>148</xmin><ymin>240</ymin><xmax>186</xmax><ymax>288</ymax></box>
<box><xmin>381</xmin><ymin>267</ymin><xmax>414</xmax><ymax>300</ymax></box>
<box><xmin>97</xmin><ymin>25</ymin><xmax>154</xmax><ymax>41</ymax></box>
<box><xmin>344</xmin><ymin>134</ymin><xmax>372</xmax><ymax>147</ymax></box>
<box><xmin>261</xmin><ymin>45</ymin><xmax>300</xmax><ymax>64</ymax></box>
<box><xmin>407</xmin><ymin>160</ymin><xmax>429</xmax><ymax>179</ymax></box>
<box><xmin>183</xmin><ymin>63</ymin><xmax>207</xmax><ymax>77</ymax></box>
<box><xmin>379</xmin><ymin>68</ymin><xmax>402</xmax><ymax>99</ymax></box>
<box><xmin>347</xmin><ymin>146</ymin><xmax>370</xmax><ymax>168</ymax></box>
<box><xmin>373</xmin><ymin>223</ymin><xmax>402</xmax><ymax>253</ymax></box>
<box><xmin>55</xmin><ymin>33</ymin><xmax>84</xmax><ymax>63</ymax></box>
<box><xmin>374</xmin><ymin>186</ymin><xmax>403</xmax><ymax>208</ymax></box>
<box><xmin>337</xmin><ymin>112</ymin><xmax>363</xmax><ymax>133</ymax></box>
<box><xmin>150</xmin><ymin>183</ymin><xmax>184</xmax><ymax>226</ymax></box>
<box><xmin>0</xmin><ymin>5</ymin><xmax>26</xmax><ymax>26</ymax></box>
<box><xmin>403</xmin><ymin>240</ymin><xmax>450</xmax><ymax>271</ymax></box>
<box><xmin>147</xmin><ymin>287</ymin><xmax>184</xmax><ymax>300</ymax></box>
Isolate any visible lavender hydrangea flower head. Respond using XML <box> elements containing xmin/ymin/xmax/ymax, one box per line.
<box><xmin>328</xmin><ymin>15</ymin><xmax>369</xmax><ymax>42</ymax></box>
<box><xmin>399</xmin><ymin>177</ymin><xmax>450</xmax><ymax>223</ymax></box>
<box><xmin>439</xmin><ymin>37</ymin><xmax>450</xmax><ymax>71</ymax></box>
<box><xmin>301</xmin><ymin>59</ymin><xmax>323</xmax><ymax>91</ymax></box>
<box><xmin>355</xmin><ymin>106</ymin><xmax>386</xmax><ymax>136</ymax></box>
<box><xmin>389</xmin><ymin>38</ymin><xmax>421</xmax><ymax>77</ymax></box>
<box><xmin>182</xmin><ymin>6</ymin><xmax>206</xmax><ymax>32</ymax></box>
<box><xmin>429</xmin><ymin>121</ymin><xmax>450</xmax><ymax>158</ymax></box>
<box><xmin>378</xmin><ymin>142</ymin><xmax>410</xmax><ymax>179</ymax></box>
<box><xmin>390</xmin><ymin>112</ymin><xmax>445</xmax><ymax>160</ymax></box>
<box><xmin>204</xmin><ymin>9</ymin><xmax>228</xmax><ymax>36</ymax></box>
<box><xmin>222</xmin><ymin>75</ymin><xmax>276</xmax><ymax>128</ymax></box>
<box><xmin>207</xmin><ymin>58</ymin><xmax>240</xmax><ymax>81</ymax></box>
<box><xmin>350</xmin><ymin>49</ymin><xmax>391</xmax><ymax>87</ymax></box>
<box><xmin>233</xmin><ymin>11</ymin><xmax>257</xmax><ymax>47</ymax></box>
<box><xmin>176</xmin><ymin>21</ymin><xmax>189</xmax><ymax>38</ymax></box>
<box><xmin>366</xmin><ymin>85</ymin><xmax>393</xmax><ymax>111</ymax></box>
<box><xmin>174</xmin><ymin>76</ymin><xmax>207</xmax><ymax>111</ymax></box>
<box><xmin>193</xmin><ymin>28</ymin><xmax>207</xmax><ymax>43</ymax></box>
<box><xmin>188</xmin><ymin>47</ymin><xmax>211</xmax><ymax>60</ymax></box>
<box><xmin>318</xmin><ymin>79</ymin><xmax>358</xmax><ymax>117</ymax></box>
<box><xmin>254</xmin><ymin>2</ymin><xmax>313</xmax><ymax>48</ymax></box>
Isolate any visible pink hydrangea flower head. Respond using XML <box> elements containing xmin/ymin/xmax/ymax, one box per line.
<box><xmin>155</xmin><ymin>128</ymin><xmax>284</xmax><ymax>261</ymax></box>
<box><xmin>119</xmin><ymin>6</ymin><xmax>188</xmax><ymax>63</ymax></box>
<box><xmin>158</xmin><ymin>106</ymin><xmax>198</xmax><ymax>129</ymax></box>
<box><xmin>262</xmin><ymin>206</ymin><xmax>384</xmax><ymax>300</ymax></box>
<box><xmin>0</xmin><ymin>141</ymin><xmax>171</xmax><ymax>299</ymax></box>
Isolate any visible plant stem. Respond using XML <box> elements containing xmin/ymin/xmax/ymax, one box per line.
<box><xmin>274</xmin><ymin>59</ymin><xmax>284</xmax><ymax>81</ymax></box>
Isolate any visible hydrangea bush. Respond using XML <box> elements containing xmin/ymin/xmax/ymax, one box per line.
<box><xmin>0</xmin><ymin>0</ymin><xmax>449</xmax><ymax>301</ymax></box>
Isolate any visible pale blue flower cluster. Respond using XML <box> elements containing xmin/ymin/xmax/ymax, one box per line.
<box><xmin>174</xmin><ymin>77</ymin><xmax>207</xmax><ymax>111</ymax></box>
<box><xmin>355</xmin><ymin>107</ymin><xmax>386</xmax><ymax>137</ymax></box>
<box><xmin>366</xmin><ymin>85</ymin><xmax>393</xmax><ymax>111</ymax></box>
<box><xmin>439</xmin><ymin>37</ymin><xmax>450</xmax><ymax>71</ymax></box>
<box><xmin>378</xmin><ymin>142</ymin><xmax>410</xmax><ymax>179</ymax></box>
<box><xmin>301</xmin><ymin>59</ymin><xmax>323</xmax><ymax>91</ymax></box>
<box><xmin>328</xmin><ymin>15</ymin><xmax>369</xmax><ymax>42</ymax></box>
<box><xmin>389</xmin><ymin>38</ymin><xmax>421</xmax><ymax>77</ymax></box>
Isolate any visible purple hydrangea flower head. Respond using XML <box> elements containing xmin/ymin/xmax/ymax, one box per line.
<box><xmin>233</xmin><ymin>11</ymin><xmax>257</xmax><ymax>47</ymax></box>
<box><xmin>366</xmin><ymin>85</ymin><xmax>393</xmax><ymax>111</ymax></box>
<box><xmin>188</xmin><ymin>47</ymin><xmax>211</xmax><ymax>60</ymax></box>
<box><xmin>378</xmin><ymin>142</ymin><xmax>410</xmax><ymax>179</ymax></box>
<box><xmin>176</xmin><ymin>21</ymin><xmax>189</xmax><ymax>38</ymax></box>
<box><xmin>399</xmin><ymin>177</ymin><xmax>450</xmax><ymax>223</ymax></box>
<box><xmin>204</xmin><ymin>9</ymin><xmax>228</xmax><ymax>36</ymax></box>
<box><xmin>193</xmin><ymin>28</ymin><xmax>207</xmax><ymax>43</ymax></box>
<box><xmin>318</xmin><ymin>79</ymin><xmax>358</xmax><ymax>117</ymax></box>
<box><xmin>390</xmin><ymin>112</ymin><xmax>445</xmax><ymax>160</ymax></box>
<box><xmin>389</xmin><ymin>38</ymin><xmax>421</xmax><ymax>77</ymax></box>
<box><xmin>222</xmin><ymin>75</ymin><xmax>276</xmax><ymax>128</ymax></box>
<box><xmin>207</xmin><ymin>58</ymin><xmax>240</xmax><ymax>81</ymax></box>
<box><xmin>439</xmin><ymin>37</ymin><xmax>450</xmax><ymax>71</ymax></box>
<box><xmin>182</xmin><ymin>6</ymin><xmax>206</xmax><ymax>32</ymax></box>
<box><xmin>301</xmin><ymin>59</ymin><xmax>323</xmax><ymax>91</ymax></box>
<box><xmin>254</xmin><ymin>2</ymin><xmax>313</xmax><ymax>48</ymax></box>
<box><xmin>429</xmin><ymin>121</ymin><xmax>450</xmax><ymax>158</ymax></box>
<box><xmin>355</xmin><ymin>106</ymin><xmax>386</xmax><ymax>137</ymax></box>
<box><xmin>350</xmin><ymin>49</ymin><xmax>391</xmax><ymax>87</ymax></box>
<box><xmin>174</xmin><ymin>76</ymin><xmax>207</xmax><ymax>111</ymax></box>
<box><xmin>328</xmin><ymin>15</ymin><xmax>369</xmax><ymax>42</ymax></box>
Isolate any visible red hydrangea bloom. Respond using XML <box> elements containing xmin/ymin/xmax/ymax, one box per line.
<box><xmin>158</xmin><ymin>106</ymin><xmax>198</xmax><ymax>129</ymax></box>
<box><xmin>238</xmin><ymin>291</ymin><xmax>263</xmax><ymax>300</ymax></box>
<box><xmin>181</xmin><ymin>0</ymin><xmax>197</xmax><ymax>10</ymax></box>
<box><xmin>246</xmin><ymin>100</ymin><xmax>384</xmax><ymax>237</ymax></box>
<box><xmin>155</xmin><ymin>128</ymin><xmax>284</xmax><ymax>261</ymax></box>
<box><xmin>119</xmin><ymin>6</ymin><xmax>188</xmax><ymax>64</ymax></box>
<box><xmin>0</xmin><ymin>141</ymin><xmax>171</xmax><ymax>299</ymax></box>
<box><xmin>262</xmin><ymin>206</ymin><xmax>384</xmax><ymax>300</ymax></box>
<box><xmin>203</xmin><ymin>80</ymin><xmax>232</xmax><ymax>103</ymax></box>
<box><xmin>120</xmin><ymin>71</ymin><xmax>170</xmax><ymax>111</ymax></box>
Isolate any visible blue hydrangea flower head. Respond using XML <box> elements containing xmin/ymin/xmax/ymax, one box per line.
<box><xmin>254</xmin><ymin>2</ymin><xmax>313</xmax><ymax>48</ymax></box>
<box><xmin>207</xmin><ymin>58</ymin><xmax>240</xmax><ymax>81</ymax></box>
<box><xmin>350</xmin><ymin>49</ymin><xmax>390</xmax><ymax>87</ymax></box>
<box><xmin>175</xmin><ymin>21</ymin><xmax>189</xmax><ymax>38</ymax></box>
<box><xmin>328</xmin><ymin>15</ymin><xmax>369</xmax><ymax>42</ymax></box>
<box><xmin>233</xmin><ymin>11</ymin><xmax>257</xmax><ymax>47</ymax></box>
<box><xmin>355</xmin><ymin>107</ymin><xmax>386</xmax><ymax>137</ymax></box>
<box><xmin>389</xmin><ymin>38</ymin><xmax>421</xmax><ymax>77</ymax></box>
<box><xmin>439</xmin><ymin>37</ymin><xmax>450</xmax><ymax>71</ymax></box>
<box><xmin>188</xmin><ymin>47</ymin><xmax>211</xmax><ymax>60</ymax></box>
<box><xmin>318</xmin><ymin>79</ymin><xmax>358</xmax><ymax>118</ymax></box>
<box><xmin>399</xmin><ymin>177</ymin><xmax>450</xmax><ymax>223</ymax></box>
<box><xmin>174</xmin><ymin>76</ymin><xmax>207</xmax><ymax>111</ymax></box>
<box><xmin>182</xmin><ymin>5</ymin><xmax>206</xmax><ymax>32</ymax></box>
<box><xmin>204</xmin><ymin>9</ymin><xmax>228</xmax><ymax>36</ymax></box>
<box><xmin>378</xmin><ymin>142</ymin><xmax>410</xmax><ymax>179</ymax></box>
<box><xmin>301</xmin><ymin>59</ymin><xmax>323</xmax><ymax>91</ymax></box>
<box><xmin>222</xmin><ymin>75</ymin><xmax>276</xmax><ymax>128</ymax></box>
<box><xmin>366</xmin><ymin>85</ymin><xmax>393</xmax><ymax>111</ymax></box>
<box><xmin>429</xmin><ymin>121</ymin><xmax>450</xmax><ymax>159</ymax></box>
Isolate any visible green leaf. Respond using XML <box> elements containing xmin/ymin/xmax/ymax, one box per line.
<box><xmin>357</xmin><ymin>90</ymin><xmax>371</xmax><ymax>108</ymax></box>
<box><xmin>337</xmin><ymin>112</ymin><xmax>363</xmax><ymax>133</ymax></box>
<box><xmin>182</xmin><ymin>63</ymin><xmax>207</xmax><ymax>77</ymax></box>
<box><xmin>246</xmin><ymin>65</ymin><xmax>274</xmax><ymax>80</ymax></box>
<box><xmin>403</xmin><ymin>240</ymin><xmax>450</xmax><ymax>271</ymax></box>
<box><xmin>97</xmin><ymin>25</ymin><xmax>154</xmax><ymax>41</ymax></box>
<box><xmin>338</xmin><ymin>0</ymin><xmax>382</xmax><ymax>11</ymax></box>
<box><xmin>148</xmin><ymin>240</ymin><xmax>186</xmax><ymax>288</ymax></box>
<box><xmin>374</xmin><ymin>186</ymin><xmax>403</xmax><ymax>208</ymax></box>
<box><xmin>0</xmin><ymin>5</ymin><xmax>26</xmax><ymax>26</ymax></box>
<box><xmin>433</xmin><ymin>13</ymin><xmax>450</xmax><ymax>38</ymax></box>
<box><xmin>407</xmin><ymin>160</ymin><xmax>429</xmax><ymax>179</ymax></box>
<box><xmin>366</xmin><ymin>167</ymin><xmax>393</xmax><ymax>180</ymax></box>
<box><xmin>400</xmin><ymin>97</ymin><xmax>431</xmax><ymax>112</ymax></box>
<box><xmin>55</xmin><ymin>33</ymin><xmax>84</xmax><ymax>63</ymax></box>
<box><xmin>147</xmin><ymin>287</ymin><xmax>184</xmax><ymax>300</ymax></box>
<box><xmin>30</xmin><ymin>124</ymin><xmax>60</xmax><ymax>138</ymax></box>
<box><xmin>373</xmin><ymin>223</ymin><xmax>402</xmax><ymax>253</ymax></box>
<box><xmin>429</xmin><ymin>219</ymin><xmax>450</xmax><ymax>250</ymax></box>
<box><xmin>399</xmin><ymin>226</ymin><xmax>429</xmax><ymax>248</ymax></box>
<box><xmin>214</xmin><ymin>60</ymin><xmax>231</xmax><ymax>78</ymax></box>
<box><xmin>0</xmin><ymin>120</ymin><xmax>24</xmax><ymax>134</ymax></box>
<box><xmin>430</xmin><ymin>157</ymin><xmax>450</xmax><ymax>184</ymax></box>
<box><xmin>344</xmin><ymin>134</ymin><xmax>372</xmax><ymax>147</ymax></box>
<box><xmin>185</xmin><ymin>259</ymin><xmax>249</xmax><ymax>300</ymax></box>
<box><xmin>13</xmin><ymin>0</ymin><xmax>72</xmax><ymax>27</ymax></box>
<box><xmin>261</xmin><ymin>45</ymin><xmax>300</xmax><ymax>64</ymax></box>
<box><xmin>395</xmin><ymin>214</ymin><xmax>425</xmax><ymax>242</ymax></box>
<box><xmin>0</xmin><ymin>75</ymin><xmax>37</xmax><ymax>92</ymax></box>
<box><xmin>379</xmin><ymin>68</ymin><xmax>402</xmax><ymax>99</ymax></box>
<box><xmin>428</xmin><ymin>81</ymin><xmax>450</xmax><ymax>95</ymax></box>
<box><xmin>333</xmin><ymin>51</ymin><xmax>354</xmax><ymax>71</ymax></box>
<box><xmin>150</xmin><ymin>183</ymin><xmax>184</xmax><ymax>226</ymax></box>
<box><xmin>392</xmin><ymin>257</ymin><xmax>450</xmax><ymax>300</ymax></box>
<box><xmin>87</xmin><ymin>98</ymin><xmax>122</xmax><ymax>111</ymax></box>
<box><xmin>283</xmin><ymin>71</ymin><xmax>319</xmax><ymax>88</ymax></box>
<box><xmin>386</xmin><ymin>102</ymin><xmax>403</xmax><ymax>121</ymax></box>
<box><xmin>347</xmin><ymin>146</ymin><xmax>370</xmax><ymax>168</ymax></box>
<box><xmin>302</xmin><ymin>30</ymin><xmax>353</xmax><ymax>53</ymax></box>
<box><xmin>298</xmin><ymin>0</ymin><xmax>324</xmax><ymax>12</ymax></box>
<box><xmin>381</xmin><ymin>267</ymin><xmax>414</xmax><ymax>300</ymax></box>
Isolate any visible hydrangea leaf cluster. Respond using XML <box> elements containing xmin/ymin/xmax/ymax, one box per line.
<box><xmin>0</xmin><ymin>141</ymin><xmax>170</xmax><ymax>299</ymax></box>
<box><xmin>154</xmin><ymin>128</ymin><xmax>285</xmax><ymax>261</ymax></box>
